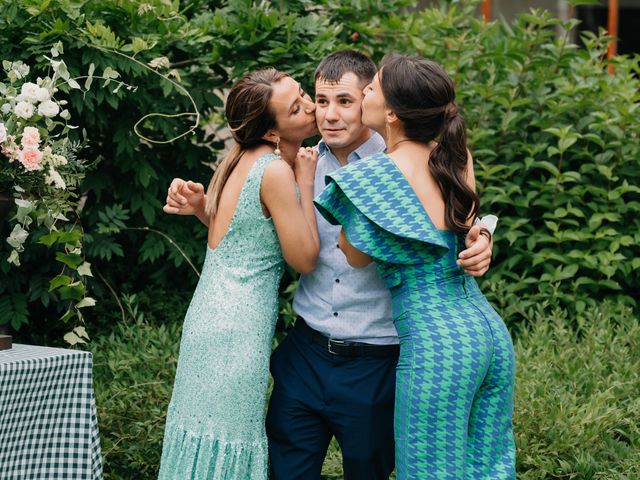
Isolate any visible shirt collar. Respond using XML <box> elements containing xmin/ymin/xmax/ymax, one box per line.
<box><xmin>317</xmin><ymin>131</ymin><xmax>386</xmax><ymax>164</ymax></box>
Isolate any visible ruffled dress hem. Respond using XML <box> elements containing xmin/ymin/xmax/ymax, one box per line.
<box><xmin>158</xmin><ymin>422</ymin><xmax>268</xmax><ymax>480</ymax></box>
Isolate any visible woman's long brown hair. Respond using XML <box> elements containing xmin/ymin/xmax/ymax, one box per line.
<box><xmin>380</xmin><ymin>54</ymin><xmax>479</xmax><ymax>234</ymax></box>
<box><xmin>205</xmin><ymin>68</ymin><xmax>288</xmax><ymax>217</ymax></box>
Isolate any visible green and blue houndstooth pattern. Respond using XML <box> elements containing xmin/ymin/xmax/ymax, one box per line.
<box><xmin>315</xmin><ymin>152</ymin><xmax>515</xmax><ymax>480</ymax></box>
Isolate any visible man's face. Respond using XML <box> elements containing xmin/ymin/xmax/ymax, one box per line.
<box><xmin>314</xmin><ymin>72</ymin><xmax>371</xmax><ymax>153</ymax></box>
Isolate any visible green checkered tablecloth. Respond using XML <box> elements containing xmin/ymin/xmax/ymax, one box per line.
<box><xmin>0</xmin><ymin>344</ymin><xmax>103</xmax><ymax>479</ymax></box>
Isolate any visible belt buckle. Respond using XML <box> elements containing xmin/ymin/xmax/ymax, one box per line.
<box><xmin>328</xmin><ymin>338</ymin><xmax>346</xmax><ymax>355</ymax></box>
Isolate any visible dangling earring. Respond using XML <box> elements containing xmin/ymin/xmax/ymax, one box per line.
<box><xmin>274</xmin><ymin>138</ymin><xmax>281</xmax><ymax>157</ymax></box>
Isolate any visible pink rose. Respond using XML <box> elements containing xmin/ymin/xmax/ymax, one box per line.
<box><xmin>21</xmin><ymin>126</ymin><xmax>41</xmax><ymax>147</ymax></box>
<box><xmin>18</xmin><ymin>148</ymin><xmax>43</xmax><ymax>171</ymax></box>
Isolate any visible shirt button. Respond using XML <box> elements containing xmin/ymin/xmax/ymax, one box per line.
<box><xmin>335</xmin><ymin>278</ymin><xmax>340</xmax><ymax>283</ymax></box>
<box><xmin>333</xmin><ymin>312</ymin><xmax>338</xmax><ymax>317</ymax></box>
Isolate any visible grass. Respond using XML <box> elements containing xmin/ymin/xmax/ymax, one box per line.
<box><xmin>90</xmin><ymin>300</ymin><xmax>640</xmax><ymax>479</ymax></box>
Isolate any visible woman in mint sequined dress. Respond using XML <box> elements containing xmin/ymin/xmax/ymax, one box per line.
<box><xmin>158</xmin><ymin>69</ymin><xmax>320</xmax><ymax>479</ymax></box>
<box><xmin>315</xmin><ymin>55</ymin><xmax>515</xmax><ymax>479</ymax></box>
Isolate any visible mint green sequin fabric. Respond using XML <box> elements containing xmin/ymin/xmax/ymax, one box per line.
<box><xmin>158</xmin><ymin>153</ymin><xmax>284</xmax><ymax>480</ymax></box>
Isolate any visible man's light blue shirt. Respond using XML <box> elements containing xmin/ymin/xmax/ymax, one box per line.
<box><xmin>293</xmin><ymin>132</ymin><xmax>399</xmax><ymax>345</ymax></box>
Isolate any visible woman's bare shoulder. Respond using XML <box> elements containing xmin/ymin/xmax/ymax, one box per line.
<box><xmin>263</xmin><ymin>158</ymin><xmax>294</xmax><ymax>184</ymax></box>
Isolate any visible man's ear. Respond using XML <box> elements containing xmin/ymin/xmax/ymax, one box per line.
<box><xmin>262</xmin><ymin>129</ymin><xmax>279</xmax><ymax>143</ymax></box>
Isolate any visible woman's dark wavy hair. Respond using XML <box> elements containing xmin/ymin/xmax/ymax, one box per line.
<box><xmin>379</xmin><ymin>54</ymin><xmax>479</xmax><ymax>234</ymax></box>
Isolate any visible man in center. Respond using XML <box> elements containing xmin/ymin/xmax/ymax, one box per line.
<box><xmin>265</xmin><ymin>50</ymin><xmax>492</xmax><ymax>480</ymax></box>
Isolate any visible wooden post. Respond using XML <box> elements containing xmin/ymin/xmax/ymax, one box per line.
<box><xmin>482</xmin><ymin>0</ymin><xmax>491</xmax><ymax>22</ymax></box>
<box><xmin>0</xmin><ymin>335</ymin><xmax>12</xmax><ymax>350</ymax></box>
<box><xmin>607</xmin><ymin>0</ymin><xmax>619</xmax><ymax>75</ymax></box>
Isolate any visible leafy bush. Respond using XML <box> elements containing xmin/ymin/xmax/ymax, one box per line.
<box><xmin>0</xmin><ymin>0</ymin><xmax>216</xmax><ymax>338</ymax></box>
<box><xmin>2</xmin><ymin>1</ymin><xmax>636</xmax><ymax>477</ymax></box>
<box><xmin>0</xmin><ymin>0</ymin><xmax>413</xmax><ymax>339</ymax></box>
<box><xmin>90</xmin><ymin>316</ymin><xmax>180</xmax><ymax>479</ymax></box>
<box><xmin>1</xmin><ymin>1</ymin><xmax>637</xmax><ymax>335</ymax></box>
<box><xmin>400</xmin><ymin>4</ymin><xmax>640</xmax><ymax>322</ymax></box>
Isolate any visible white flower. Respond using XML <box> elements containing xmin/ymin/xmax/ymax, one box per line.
<box><xmin>38</xmin><ymin>99</ymin><xmax>59</xmax><ymax>117</ymax></box>
<box><xmin>14</xmin><ymin>101</ymin><xmax>35</xmax><ymax>119</ymax></box>
<box><xmin>0</xmin><ymin>123</ymin><xmax>6</xmax><ymax>143</ymax></box>
<box><xmin>42</xmin><ymin>146</ymin><xmax>53</xmax><ymax>164</ymax></box>
<box><xmin>14</xmin><ymin>62</ymin><xmax>30</xmax><ymax>79</ymax></box>
<box><xmin>7</xmin><ymin>224</ymin><xmax>28</xmax><ymax>250</ymax></box>
<box><xmin>45</xmin><ymin>166</ymin><xmax>66</xmax><ymax>189</ymax></box>
<box><xmin>42</xmin><ymin>146</ymin><xmax>68</xmax><ymax>168</ymax></box>
<box><xmin>6</xmin><ymin>62</ymin><xmax>30</xmax><ymax>83</ymax></box>
<box><xmin>19</xmin><ymin>82</ymin><xmax>41</xmax><ymax>103</ymax></box>
<box><xmin>148</xmin><ymin>56</ymin><xmax>170</xmax><ymax>69</ymax></box>
<box><xmin>35</xmin><ymin>86</ymin><xmax>50</xmax><ymax>102</ymax></box>
<box><xmin>51</xmin><ymin>154</ymin><xmax>67</xmax><ymax>167</ymax></box>
<box><xmin>138</xmin><ymin>3</ymin><xmax>154</xmax><ymax>15</ymax></box>
<box><xmin>1</xmin><ymin>103</ymin><xmax>11</xmax><ymax>115</ymax></box>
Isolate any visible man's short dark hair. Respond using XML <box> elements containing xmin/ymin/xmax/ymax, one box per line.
<box><xmin>314</xmin><ymin>50</ymin><xmax>377</xmax><ymax>86</ymax></box>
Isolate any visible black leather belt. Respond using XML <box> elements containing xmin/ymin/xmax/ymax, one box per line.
<box><xmin>295</xmin><ymin>316</ymin><xmax>399</xmax><ymax>357</ymax></box>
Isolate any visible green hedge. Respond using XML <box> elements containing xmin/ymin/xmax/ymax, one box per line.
<box><xmin>1</xmin><ymin>1</ymin><xmax>637</xmax><ymax>339</ymax></box>
<box><xmin>91</xmin><ymin>300</ymin><xmax>640</xmax><ymax>479</ymax></box>
<box><xmin>376</xmin><ymin>3</ymin><xmax>640</xmax><ymax>323</ymax></box>
<box><xmin>0</xmin><ymin>0</ymin><xmax>414</xmax><ymax>336</ymax></box>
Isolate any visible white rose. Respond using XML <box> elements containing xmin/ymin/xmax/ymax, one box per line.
<box><xmin>19</xmin><ymin>82</ymin><xmax>40</xmax><ymax>103</ymax></box>
<box><xmin>15</xmin><ymin>63</ymin><xmax>30</xmax><ymax>79</ymax></box>
<box><xmin>1</xmin><ymin>103</ymin><xmax>11</xmax><ymax>115</ymax></box>
<box><xmin>35</xmin><ymin>87</ymin><xmax>50</xmax><ymax>102</ymax></box>
<box><xmin>0</xmin><ymin>123</ymin><xmax>6</xmax><ymax>143</ymax></box>
<box><xmin>14</xmin><ymin>101</ymin><xmax>35</xmax><ymax>119</ymax></box>
<box><xmin>16</xmin><ymin>62</ymin><xmax>29</xmax><ymax>78</ymax></box>
<box><xmin>38</xmin><ymin>99</ymin><xmax>59</xmax><ymax>117</ymax></box>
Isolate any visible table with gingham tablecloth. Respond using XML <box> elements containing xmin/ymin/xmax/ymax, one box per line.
<box><xmin>0</xmin><ymin>344</ymin><xmax>103</xmax><ymax>479</ymax></box>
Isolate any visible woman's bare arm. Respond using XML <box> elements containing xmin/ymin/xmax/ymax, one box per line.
<box><xmin>338</xmin><ymin>229</ymin><xmax>372</xmax><ymax>268</ymax></box>
<box><xmin>261</xmin><ymin>159</ymin><xmax>319</xmax><ymax>274</ymax></box>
